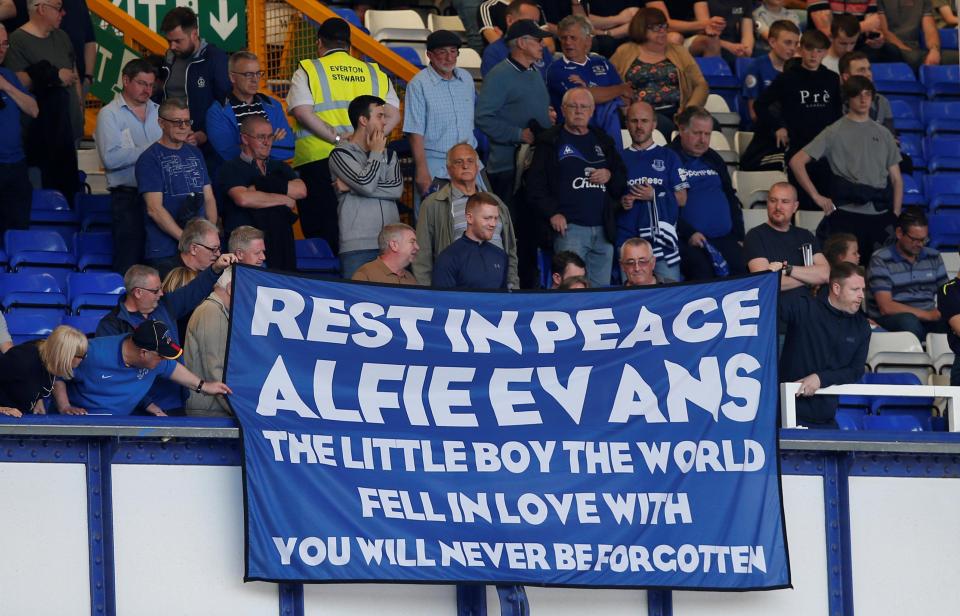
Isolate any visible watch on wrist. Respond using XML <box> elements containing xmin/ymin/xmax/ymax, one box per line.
<box><xmin>195</xmin><ymin>379</ymin><xmax>205</xmax><ymax>394</ymax></box>
<box><xmin>334</xmin><ymin>134</ymin><xmax>341</xmax><ymax>144</ymax></box>
<box><xmin>784</xmin><ymin>263</ymin><xmax>793</xmax><ymax>277</ymax></box>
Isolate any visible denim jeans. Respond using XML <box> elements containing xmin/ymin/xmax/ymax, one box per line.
<box><xmin>654</xmin><ymin>259</ymin><xmax>681</xmax><ymax>282</ymax></box>
<box><xmin>555</xmin><ymin>224</ymin><xmax>613</xmax><ymax>288</ymax></box>
<box><xmin>340</xmin><ymin>249</ymin><xmax>380</xmax><ymax>280</ymax></box>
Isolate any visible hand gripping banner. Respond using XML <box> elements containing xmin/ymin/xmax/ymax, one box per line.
<box><xmin>225</xmin><ymin>267</ymin><xmax>790</xmax><ymax>589</ymax></box>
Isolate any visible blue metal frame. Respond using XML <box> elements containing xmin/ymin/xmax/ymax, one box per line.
<box><xmin>3</xmin><ymin>422</ymin><xmax>960</xmax><ymax>616</ymax></box>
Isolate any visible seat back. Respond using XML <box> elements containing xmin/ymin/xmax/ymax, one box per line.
<box><xmin>4</xmin><ymin>310</ymin><xmax>59</xmax><ymax>344</ymax></box>
<box><xmin>862</xmin><ymin>415</ymin><xmax>925</xmax><ymax>431</ymax></box>
<box><xmin>388</xmin><ymin>46</ymin><xmax>425</xmax><ymax>68</ymax></box>
<box><xmin>928</xmin><ymin>212</ymin><xmax>960</xmax><ymax>250</ymax></box>
<box><xmin>365</xmin><ymin>9</ymin><xmax>425</xmax><ymax>34</ymax></box>
<box><xmin>332</xmin><ymin>7</ymin><xmax>363</xmax><ymax>29</ymax></box>
<box><xmin>4</xmin><ymin>229</ymin><xmax>70</xmax><ymax>255</ymax></box>
<box><xmin>428</xmin><ymin>14</ymin><xmax>465</xmax><ymax>32</ymax></box>
<box><xmin>458</xmin><ymin>48</ymin><xmax>482</xmax><ymax>70</ymax></box>
<box><xmin>32</xmin><ymin>189</ymin><xmax>70</xmax><ymax>211</ymax></box>
<box><xmin>867</xmin><ymin>331</ymin><xmax>924</xmax><ymax>356</ymax></box>
<box><xmin>920</xmin><ymin>64</ymin><xmax>959</xmax><ymax>86</ymax></box>
<box><xmin>705</xmin><ymin>93</ymin><xmax>731</xmax><ymax>113</ymax></box>
<box><xmin>733</xmin><ymin>170</ymin><xmax>787</xmax><ymax>208</ymax></box>
<box><xmin>922</xmin><ymin>101</ymin><xmax>960</xmax><ymax>122</ymax></box>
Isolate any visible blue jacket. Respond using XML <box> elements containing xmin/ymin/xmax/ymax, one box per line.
<box><xmin>157</xmin><ymin>41</ymin><xmax>230</xmax><ymax>135</ymax></box>
<box><xmin>205</xmin><ymin>93</ymin><xmax>296</xmax><ymax>163</ymax></box>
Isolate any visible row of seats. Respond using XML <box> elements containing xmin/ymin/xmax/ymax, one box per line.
<box><xmin>4</xmin><ymin>310</ymin><xmax>107</xmax><ymax>345</ymax></box>
<box><xmin>0</xmin><ymin>272</ymin><xmax>123</xmax><ymax>316</ymax></box>
<box><xmin>867</xmin><ymin>331</ymin><xmax>955</xmax><ymax>382</ymax></box>
<box><xmin>899</xmin><ymin>134</ymin><xmax>960</xmax><ymax>174</ymax></box>
<box><xmin>837</xmin><ymin>373</ymin><xmax>945</xmax><ymax>432</ymax></box>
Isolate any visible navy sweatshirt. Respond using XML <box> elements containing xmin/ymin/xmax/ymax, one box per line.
<box><xmin>432</xmin><ymin>234</ymin><xmax>508</xmax><ymax>290</ymax></box>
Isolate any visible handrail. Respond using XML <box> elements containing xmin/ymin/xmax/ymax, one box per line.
<box><xmin>283</xmin><ymin>0</ymin><xmax>419</xmax><ymax>82</ymax></box>
<box><xmin>87</xmin><ymin>0</ymin><xmax>169</xmax><ymax>57</ymax></box>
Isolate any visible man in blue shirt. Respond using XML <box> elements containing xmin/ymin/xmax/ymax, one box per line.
<box><xmin>433</xmin><ymin>193</ymin><xmax>509</xmax><ymax>289</ymax></box>
<box><xmin>481</xmin><ymin>0</ymin><xmax>553</xmax><ymax>78</ymax></box>
<box><xmin>668</xmin><ymin>107</ymin><xmax>746</xmax><ymax>280</ymax></box>
<box><xmin>55</xmin><ymin>320</ymin><xmax>231</xmax><ymax>417</ymax></box>
<box><xmin>0</xmin><ymin>23</ymin><xmax>37</xmax><ymax>237</ymax></box>
<box><xmin>546</xmin><ymin>15</ymin><xmax>631</xmax><ymax>146</ymax></box>
<box><xmin>96</xmin><ymin>58</ymin><xmax>162</xmax><ymax>275</ymax></box>
<box><xmin>136</xmin><ymin>97</ymin><xmax>218</xmax><ymax>279</ymax></box>
<box><xmin>404</xmin><ymin>30</ymin><xmax>479</xmax><ymax>201</ymax></box>
<box><xmin>619</xmin><ymin>101</ymin><xmax>688</xmax><ymax>282</ymax></box>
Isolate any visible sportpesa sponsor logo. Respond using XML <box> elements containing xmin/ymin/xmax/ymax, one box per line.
<box><xmin>677</xmin><ymin>168</ymin><xmax>718</xmax><ymax>182</ymax></box>
<box><xmin>628</xmin><ymin>177</ymin><xmax>664</xmax><ymax>186</ymax></box>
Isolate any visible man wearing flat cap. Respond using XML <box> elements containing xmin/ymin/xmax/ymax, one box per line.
<box><xmin>287</xmin><ymin>17</ymin><xmax>401</xmax><ymax>253</ymax></box>
<box><xmin>53</xmin><ymin>321</ymin><xmax>232</xmax><ymax>417</ymax></box>
<box><xmin>476</xmin><ymin>19</ymin><xmax>552</xmax><ymax>288</ymax></box>
<box><xmin>404</xmin><ymin>30</ymin><xmax>480</xmax><ymax>205</ymax></box>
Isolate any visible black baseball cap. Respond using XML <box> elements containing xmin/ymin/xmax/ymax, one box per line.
<box><xmin>132</xmin><ymin>320</ymin><xmax>183</xmax><ymax>360</ymax></box>
<box><xmin>505</xmin><ymin>19</ymin><xmax>548</xmax><ymax>43</ymax></box>
<box><xmin>317</xmin><ymin>17</ymin><xmax>351</xmax><ymax>43</ymax></box>
<box><xmin>426</xmin><ymin>30</ymin><xmax>462</xmax><ymax>51</ymax></box>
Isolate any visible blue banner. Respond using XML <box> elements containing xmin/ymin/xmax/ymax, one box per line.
<box><xmin>226</xmin><ymin>267</ymin><xmax>789</xmax><ymax>589</ymax></box>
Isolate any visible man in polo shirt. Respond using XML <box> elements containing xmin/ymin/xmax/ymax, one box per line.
<box><xmin>0</xmin><ymin>23</ymin><xmax>37</xmax><ymax>240</ymax></box>
<box><xmin>546</xmin><ymin>15</ymin><xmax>630</xmax><ymax>145</ymax></box>
<box><xmin>54</xmin><ymin>320</ymin><xmax>231</xmax><ymax>416</ymax></box>
<box><xmin>404</xmin><ymin>30</ymin><xmax>479</xmax><ymax>202</ymax></box>
<box><xmin>206</xmin><ymin>51</ymin><xmax>295</xmax><ymax>165</ymax></box>
<box><xmin>867</xmin><ymin>208</ymin><xmax>948</xmax><ymax>342</ymax></box>
<box><xmin>745</xmin><ymin>182</ymin><xmax>830</xmax><ymax>298</ymax></box>
<box><xmin>433</xmin><ymin>192</ymin><xmax>509</xmax><ymax>289</ymax></box>
<box><xmin>353</xmin><ymin>223</ymin><xmax>421</xmax><ymax>285</ymax></box>
<box><xmin>217</xmin><ymin>115</ymin><xmax>306</xmax><ymax>272</ymax></box>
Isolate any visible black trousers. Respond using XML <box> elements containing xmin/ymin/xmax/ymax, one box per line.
<box><xmin>814</xmin><ymin>208</ymin><xmax>897</xmax><ymax>267</ymax></box>
<box><xmin>110</xmin><ymin>187</ymin><xmax>145</xmax><ymax>275</ymax></box>
<box><xmin>489</xmin><ymin>169</ymin><xmax>540</xmax><ymax>289</ymax></box>
<box><xmin>0</xmin><ymin>161</ymin><xmax>32</xmax><ymax>235</ymax></box>
<box><xmin>679</xmin><ymin>232</ymin><xmax>747</xmax><ymax>281</ymax></box>
<box><xmin>296</xmin><ymin>158</ymin><xmax>339</xmax><ymax>253</ymax></box>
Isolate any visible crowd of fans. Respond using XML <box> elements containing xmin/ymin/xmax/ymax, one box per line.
<box><xmin>0</xmin><ymin>1</ymin><xmax>956</xmax><ymax>428</ymax></box>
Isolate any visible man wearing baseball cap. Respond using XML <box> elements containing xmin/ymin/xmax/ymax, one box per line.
<box><xmin>287</xmin><ymin>17</ymin><xmax>401</xmax><ymax>253</ymax></box>
<box><xmin>53</xmin><ymin>321</ymin><xmax>232</xmax><ymax>417</ymax></box>
<box><xmin>404</xmin><ymin>30</ymin><xmax>479</xmax><ymax>203</ymax></box>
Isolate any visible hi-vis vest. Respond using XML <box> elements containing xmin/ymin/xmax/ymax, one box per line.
<box><xmin>292</xmin><ymin>51</ymin><xmax>389</xmax><ymax>167</ymax></box>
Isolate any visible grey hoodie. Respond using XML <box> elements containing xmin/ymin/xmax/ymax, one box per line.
<box><xmin>328</xmin><ymin>140</ymin><xmax>403</xmax><ymax>254</ymax></box>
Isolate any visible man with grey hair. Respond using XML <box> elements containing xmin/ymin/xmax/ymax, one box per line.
<box><xmin>184</xmin><ymin>267</ymin><xmax>234</xmax><ymax>416</ymax></box>
<box><xmin>205</xmin><ymin>50</ymin><xmax>294</xmax><ymax>164</ymax></box>
<box><xmin>3</xmin><ymin>0</ymin><xmax>82</xmax><ymax>202</ymax></box>
<box><xmin>229</xmin><ymin>225</ymin><xmax>266</xmax><ymax>267</ymax></box>
<box><xmin>352</xmin><ymin>223</ymin><xmax>420</xmax><ymax>285</ymax></box>
<box><xmin>546</xmin><ymin>14</ymin><xmax>631</xmax><ymax>145</ymax></box>
<box><xmin>177</xmin><ymin>218</ymin><xmax>221</xmax><ymax>273</ymax></box>
<box><xmin>619</xmin><ymin>237</ymin><xmax>666</xmax><ymax>287</ymax></box>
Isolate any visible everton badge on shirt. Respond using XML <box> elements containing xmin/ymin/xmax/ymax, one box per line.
<box><xmin>652</xmin><ymin>159</ymin><xmax>665</xmax><ymax>172</ymax></box>
<box><xmin>197</xmin><ymin>77</ymin><xmax>206</xmax><ymax>88</ymax></box>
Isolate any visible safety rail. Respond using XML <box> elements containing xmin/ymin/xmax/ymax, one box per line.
<box><xmin>87</xmin><ymin>0</ymin><xmax>169</xmax><ymax>57</ymax></box>
<box><xmin>780</xmin><ymin>382</ymin><xmax>960</xmax><ymax>432</ymax></box>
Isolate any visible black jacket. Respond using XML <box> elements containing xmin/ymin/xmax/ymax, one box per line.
<box><xmin>0</xmin><ymin>342</ymin><xmax>53</xmax><ymax>413</ymax></box>
<box><xmin>523</xmin><ymin>125</ymin><xmax>627</xmax><ymax>245</ymax></box>
<box><xmin>667</xmin><ymin>138</ymin><xmax>745</xmax><ymax>243</ymax></box>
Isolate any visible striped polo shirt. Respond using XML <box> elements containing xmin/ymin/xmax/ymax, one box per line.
<box><xmin>866</xmin><ymin>245</ymin><xmax>948</xmax><ymax>318</ymax></box>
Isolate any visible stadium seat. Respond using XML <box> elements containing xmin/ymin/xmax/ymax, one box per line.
<box><xmin>734</xmin><ymin>131</ymin><xmax>754</xmax><ymax>159</ymax></box>
<box><xmin>866</xmin><ymin>331</ymin><xmax>932</xmax><ymax>382</ymax></box>
<box><xmin>920</xmin><ymin>65</ymin><xmax>960</xmax><ymax>99</ymax></box>
<box><xmin>862</xmin><ymin>415</ymin><xmax>925</xmax><ymax>431</ymax></box>
<box><xmin>795</xmin><ymin>210</ymin><xmax>824</xmax><ymax>233</ymax></box>
<box><xmin>705</xmin><ymin>94</ymin><xmax>740</xmax><ymax>131</ymax></box>
<box><xmin>940</xmin><ymin>27</ymin><xmax>959</xmax><ymax>50</ymax></box>
<box><xmin>4</xmin><ymin>229</ymin><xmax>77</xmax><ymax>271</ymax></box>
<box><xmin>74</xmin><ymin>232</ymin><xmax>114</xmax><ymax>271</ymax></box>
<box><xmin>296</xmin><ymin>238</ymin><xmax>340</xmax><ymax>273</ymax></box>
<box><xmin>902</xmin><ymin>173</ymin><xmax>925</xmax><ymax>207</ymax></box>
<box><xmin>537</xmin><ymin>249</ymin><xmax>552</xmax><ymax>290</ymax></box>
<box><xmin>734</xmin><ymin>57</ymin><xmax>752</xmax><ymax>80</ymax></box>
<box><xmin>75</xmin><ymin>193</ymin><xmax>111</xmax><ymax>231</ymax></box>
<box><xmin>942</xmin><ymin>251</ymin><xmax>960</xmax><ymax>278</ymax></box>
<box><xmin>889</xmin><ymin>99</ymin><xmax>924</xmax><ymax>133</ymax></box>
<box><xmin>66</xmin><ymin>272</ymin><xmax>124</xmax><ymax>315</ymax></box>
<box><xmin>427</xmin><ymin>13</ymin><xmax>466</xmax><ymax>34</ymax></box>
<box><xmin>365</xmin><ymin>9</ymin><xmax>430</xmax><ymax>45</ymax></box>
<box><xmin>871</xmin><ymin>63</ymin><xmax>925</xmax><ymax>97</ymax></box>
<box><xmin>4</xmin><ymin>310</ymin><xmax>59</xmax><ymax>345</ymax></box>
<box><xmin>388</xmin><ymin>45</ymin><xmax>425</xmax><ymax>68</ymax></box>
<box><xmin>898</xmin><ymin>133</ymin><xmax>926</xmax><ymax>170</ymax></box>
<box><xmin>861</xmin><ymin>372</ymin><xmax>934</xmax><ymax>416</ymax></box>
<box><xmin>30</xmin><ymin>189</ymin><xmax>78</xmax><ymax>226</ymax></box>
<box><xmin>925</xmin><ymin>176</ymin><xmax>960</xmax><ymax>214</ymax></box>
<box><xmin>695</xmin><ymin>57</ymin><xmax>739</xmax><ymax>90</ymax></box>
<box><xmin>922</xmin><ymin>101</ymin><xmax>960</xmax><ymax>135</ymax></box>
<box><xmin>732</xmin><ymin>170</ymin><xmax>787</xmax><ymax>208</ymax></box>
<box><xmin>926</xmin><ymin>333</ymin><xmax>954</xmax><ymax>375</ymax></box>
<box><xmin>925</xmin><ymin>135</ymin><xmax>960</xmax><ymax>173</ymax></box>
<box><xmin>61</xmin><ymin>312</ymin><xmax>108</xmax><ymax>336</ymax></box>
<box><xmin>332</xmin><ymin>7</ymin><xmax>363</xmax><ymax>30</ymax></box>
<box><xmin>742</xmin><ymin>209</ymin><xmax>767</xmax><ymax>233</ymax></box>
<box><xmin>835</xmin><ymin>407</ymin><xmax>865</xmax><ymax>430</ymax></box>
<box><xmin>0</xmin><ymin>272</ymin><xmax>66</xmax><ymax>313</ymax></box>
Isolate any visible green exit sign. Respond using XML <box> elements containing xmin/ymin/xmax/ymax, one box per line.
<box><xmin>109</xmin><ymin>0</ymin><xmax>247</xmax><ymax>51</ymax></box>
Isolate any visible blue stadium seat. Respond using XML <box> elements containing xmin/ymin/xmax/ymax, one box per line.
<box><xmin>929</xmin><ymin>211</ymin><xmax>960</xmax><ymax>249</ymax></box>
<box><xmin>862</xmin><ymin>415</ymin><xmax>925</xmax><ymax>431</ymax></box>
<box><xmin>31</xmin><ymin>189</ymin><xmax>79</xmax><ymax>226</ymax></box>
<box><xmin>66</xmin><ymin>272</ymin><xmax>124</xmax><ymax>315</ymax></box>
<box><xmin>735</xmin><ymin>57</ymin><xmax>752</xmax><ymax>81</ymax></box>
<box><xmin>871</xmin><ymin>63</ymin><xmax>925</xmax><ymax>97</ymax></box>
<box><xmin>4</xmin><ymin>229</ymin><xmax>77</xmax><ymax>271</ymax></box>
<box><xmin>74</xmin><ymin>232</ymin><xmax>114</xmax><ymax>272</ymax></box>
<box><xmin>75</xmin><ymin>193</ymin><xmax>112</xmax><ymax>231</ymax></box>
<box><xmin>296</xmin><ymin>238</ymin><xmax>340</xmax><ymax>273</ymax></box>
<box><xmin>920</xmin><ymin>65</ymin><xmax>960</xmax><ymax>99</ymax></box>
<box><xmin>61</xmin><ymin>312</ymin><xmax>108</xmax><ymax>336</ymax></box>
<box><xmin>899</xmin><ymin>133</ymin><xmax>927</xmax><ymax>170</ymax></box>
<box><xmin>695</xmin><ymin>57</ymin><xmax>739</xmax><ymax>89</ymax></box>
<box><xmin>333</xmin><ymin>7</ymin><xmax>363</xmax><ymax>29</ymax></box>
<box><xmin>925</xmin><ymin>135</ymin><xmax>960</xmax><ymax>173</ymax></box>
<box><xmin>889</xmin><ymin>99</ymin><xmax>924</xmax><ymax>133</ymax></box>
<box><xmin>4</xmin><ymin>310</ymin><xmax>59</xmax><ymax>345</ymax></box>
<box><xmin>388</xmin><ymin>45</ymin><xmax>424</xmax><ymax>68</ymax></box>
<box><xmin>835</xmin><ymin>407</ymin><xmax>864</xmax><ymax>430</ymax></box>
<box><xmin>922</xmin><ymin>101</ymin><xmax>960</xmax><ymax>135</ymax></box>
<box><xmin>902</xmin><ymin>173</ymin><xmax>925</xmax><ymax>207</ymax></box>
<box><xmin>0</xmin><ymin>272</ymin><xmax>66</xmax><ymax>312</ymax></box>
<box><xmin>537</xmin><ymin>249</ymin><xmax>552</xmax><ymax>290</ymax></box>
<box><xmin>925</xmin><ymin>175</ymin><xmax>960</xmax><ymax>214</ymax></box>
<box><xmin>939</xmin><ymin>27</ymin><xmax>958</xmax><ymax>50</ymax></box>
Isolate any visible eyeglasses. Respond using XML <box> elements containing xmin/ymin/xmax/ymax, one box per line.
<box><xmin>40</xmin><ymin>2</ymin><xmax>65</xmax><ymax>14</ymax></box>
<box><xmin>562</xmin><ymin>103</ymin><xmax>593</xmax><ymax>112</ymax></box>
<box><xmin>243</xmin><ymin>132</ymin><xmax>274</xmax><ymax>144</ymax></box>
<box><xmin>194</xmin><ymin>242</ymin><xmax>222</xmax><ymax>254</ymax></box>
<box><xmin>131</xmin><ymin>78</ymin><xmax>154</xmax><ymax>89</ymax></box>
<box><xmin>231</xmin><ymin>70</ymin><xmax>264</xmax><ymax>80</ymax></box>
<box><xmin>621</xmin><ymin>258</ymin><xmax>653</xmax><ymax>267</ymax></box>
<box><xmin>903</xmin><ymin>232</ymin><xmax>929</xmax><ymax>245</ymax></box>
<box><xmin>160</xmin><ymin>116</ymin><xmax>193</xmax><ymax>128</ymax></box>
<box><xmin>134</xmin><ymin>286</ymin><xmax>162</xmax><ymax>295</ymax></box>
<box><xmin>647</xmin><ymin>24</ymin><xmax>668</xmax><ymax>32</ymax></box>
<box><xmin>450</xmin><ymin>157</ymin><xmax>477</xmax><ymax>167</ymax></box>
